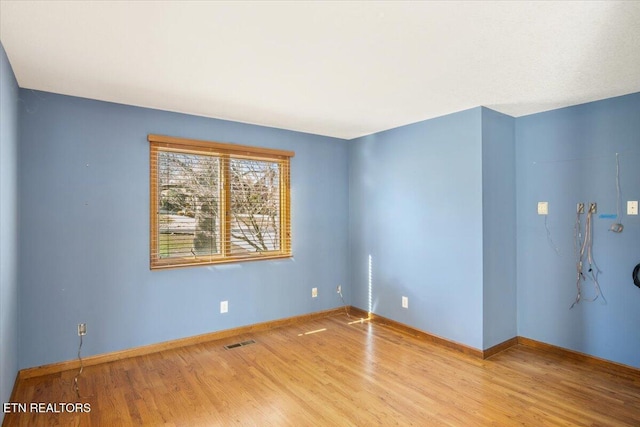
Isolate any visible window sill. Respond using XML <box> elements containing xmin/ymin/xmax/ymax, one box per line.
<box><xmin>150</xmin><ymin>254</ymin><xmax>293</xmax><ymax>270</ymax></box>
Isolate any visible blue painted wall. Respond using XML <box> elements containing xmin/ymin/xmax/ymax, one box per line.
<box><xmin>516</xmin><ymin>92</ymin><xmax>640</xmax><ymax>368</ymax></box>
<box><xmin>6</xmin><ymin>50</ymin><xmax>639</xmax><ymax>377</ymax></box>
<box><xmin>349</xmin><ymin>107</ymin><xmax>519</xmax><ymax>351</ymax></box>
<box><xmin>481</xmin><ymin>108</ymin><xmax>517</xmax><ymax>349</ymax></box>
<box><xmin>0</xmin><ymin>43</ymin><xmax>20</xmax><ymax>420</ymax></box>
<box><xmin>349</xmin><ymin>108</ymin><xmax>485</xmax><ymax>349</ymax></box>
<box><xmin>18</xmin><ymin>90</ymin><xmax>349</xmax><ymax>369</ymax></box>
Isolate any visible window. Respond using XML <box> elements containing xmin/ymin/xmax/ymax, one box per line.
<box><xmin>149</xmin><ymin>134</ymin><xmax>293</xmax><ymax>269</ymax></box>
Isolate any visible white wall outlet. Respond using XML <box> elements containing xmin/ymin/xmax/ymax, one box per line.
<box><xmin>402</xmin><ymin>296</ymin><xmax>408</xmax><ymax>309</ymax></box>
<box><xmin>336</xmin><ymin>285</ymin><xmax>341</xmax><ymax>294</ymax></box>
<box><xmin>312</xmin><ymin>287</ymin><xmax>318</xmax><ymax>298</ymax></box>
<box><xmin>77</xmin><ymin>323</ymin><xmax>87</xmax><ymax>336</ymax></box>
<box><xmin>628</xmin><ymin>201</ymin><xmax>638</xmax><ymax>215</ymax></box>
<box><xmin>589</xmin><ymin>203</ymin><xmax>597</xmax><ymax>214</ymax></box>
<box><xmin>577</xmin><ymin>203</ymin><xmax>584</xmax><ymax>214</ymax></box>
<box><xmin>220</xmin><ymin>300</ymin><xmax>228</xmax><ymax>314</ymax></box>
<box><xmin>537</xmin><ymin>202</ymin><xmax>549</xmax><ymax>215</ymax></box>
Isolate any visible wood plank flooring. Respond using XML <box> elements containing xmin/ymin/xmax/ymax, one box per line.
<box><xmin>4</xmin><ymin>314</ymin><xmax>640</xmax><ymax>426</ymax></box>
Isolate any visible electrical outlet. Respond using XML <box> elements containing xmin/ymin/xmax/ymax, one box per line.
<box><xmin>220</xmin><ymin>301</ymin><xmax>228</xmax><ymax>314</ymax></box>
<box><xmin>336</xmin><ymin>285</ymin><xmax>341</xmax><ymax>294</ymax></box>
<box><xmin>628</xmin><ymin>201</ymin><xmax>638</xmax><ymax>215</ymax></box>
<box><xmin>77</xmin><ymin>323</ymin><xmax>87</xmax><ymax>336</ymax></box>
<box><xmin>312</xmin><ymin>288</ymin><xmax>318</xmax><ymax>298</ymax></box>
<box><xmin>402</xmin><ymin>296</ymin><xmax>408</xmax><ymax>309</ymax></box>
<box><xmin>537</xmin><ymin>202</ymin><xmax>549</xmax><ymax>215</ymax></box>
<box><xmin>577</xmin><ymin>203</ymin><xmax>584</xmax><ymax>214</ymax></box>
<box><xmin>589</xmin><ymin>203</ymin><xmax>597</xmax><ymax>214</ymax></box>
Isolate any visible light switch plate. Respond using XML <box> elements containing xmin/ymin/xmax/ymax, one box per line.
<box><xmin>537</xmin><ymin>202</ymin><xmax>549</xmax><ymax>215</ymax></box>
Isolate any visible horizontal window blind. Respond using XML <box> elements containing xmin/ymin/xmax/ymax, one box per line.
<box><xmin>149</xmin><ymin>134</ymin><xmax>292</xmax><ymax>269</ymax></box>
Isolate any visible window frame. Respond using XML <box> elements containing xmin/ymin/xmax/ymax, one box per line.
<box><xmin>149</xmin><ymin>134</ymin><xmax>293</xmax><ymax>270</ymax></box>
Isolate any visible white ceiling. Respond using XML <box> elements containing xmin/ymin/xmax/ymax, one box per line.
<box><xmin>1</xmin><ymin>1</ymin><xmax>639</xmax><ymax>140</ymax></box>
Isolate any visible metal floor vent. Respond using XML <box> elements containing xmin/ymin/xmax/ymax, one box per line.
<box><xmin>224</xmin><ymin>339</ymin><xmax>256</xmax><ymax>350</ymax></box>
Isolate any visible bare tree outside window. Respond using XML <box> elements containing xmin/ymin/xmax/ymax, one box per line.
<box><xmin>230</xmin><ymin>158</ymin><xmax>280</xmax><ymax>254</ymax></box>
<box><xmin>150</xmin><ymin>134</ymin><xmax>292</xmax><ymax>269</ymax></box>
<box><xmin>158</xmin><ymin>152</ymin><xmax>220</xmax><ymax>258</ymax></box>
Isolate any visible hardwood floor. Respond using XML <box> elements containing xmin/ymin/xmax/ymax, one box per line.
<box><xmin>4</xmin><ymin>313</ymin><xmax>640</xmax><ymax>426</ymax></box>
